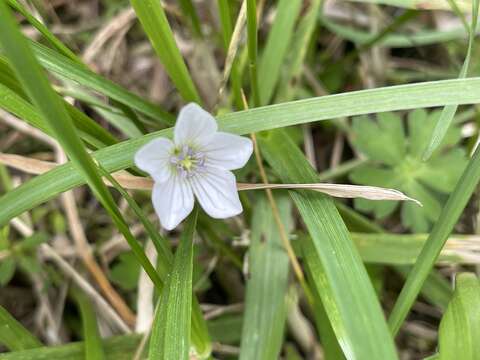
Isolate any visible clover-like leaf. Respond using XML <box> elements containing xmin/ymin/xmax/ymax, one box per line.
<box><xmin>350</xmin><ymin>109</ymin><xmax>467</xmax><ymax>232</ymax></box>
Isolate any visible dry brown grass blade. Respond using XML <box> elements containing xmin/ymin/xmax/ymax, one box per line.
<box><xmin>0</xmin><ymin>152</ymin><xmax>420</xmax><ymax>204</ymax></box>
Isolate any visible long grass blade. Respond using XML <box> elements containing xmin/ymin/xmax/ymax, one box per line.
<box><xmin>438</xmin><ymin>273</ymin><xmax>480</xmax><ymax>359</ymax></box>
<box><xmin>259</xmin><ymin>129</ymin><xmax>398</xmax><ymax>359</ymax></box>
<box><xmin>258</xmin><ymin>0</ymin><xmax>302</xmax><ymax>105</ymax></box>
<box><xmin>246</xmin><ymin>0</ymin><xmax>260</xmax><ymax>107</ymax></box>
<box><xmin>388</xmin><ymin>145</ymin><xmax>480</xmax><ymax>335</ymax></box>
<box><xmin>2</xmin><ymin>78</ymin><xmax>480</xmax><ymax>227</ymax></box>
<box><xmin>239</xmin><ymin>194</ymin><xmax>291</xmax><ymax>359</ymax></box>
<box><xmin>0</xmin><ymin>305</ymin><xmax>42</xmax><ymax>351</ymax></box>
<box><xmin>423</xmin><ymin>0</ymin><xmax>479</xmax><ymax>159</ymax></box>
<box><xmin>130</xmin><ymin>0</ymin><xmax>201</xmax><ymax>103</ymax></box>
<box><xmin>149</xmin><ymin>208</ymin><xmax>198</xmax><ymax>360</ymax></box>
<box><xmin>72</xmin><ymin>288</ymin><xmax>106</xmax><ymax>360</ymax></box>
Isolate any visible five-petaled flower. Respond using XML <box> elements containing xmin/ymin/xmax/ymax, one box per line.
<box><xmin>135</xmin><ymin>103</ymin><xmax>253</xmax><ymax>230</ymax></box>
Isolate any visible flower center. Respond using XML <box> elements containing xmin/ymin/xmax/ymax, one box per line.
<box><xmin>170</xmin><ymin>145</ymin><xmax>205</xmax><ymax>177</ymax></box>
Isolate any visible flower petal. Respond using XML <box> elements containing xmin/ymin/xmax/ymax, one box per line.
<box><xmin>190</xmin><ymin>168</ymin><xmax>242</xmax><ymax>218</ymax></box>
<box><xmin>152</xmin><ymin>174</ymin><xmax>194</xmax><ymax>230</ymax></box>
<box><xmin>174</xmin><ymin>103</ymin><xmax>218</xmax><ymax>147</ymax></box>
<box><xmin>134</xmin><ymin>138</ymin><xmax>174</xmax><ymax>183</ymax></box>
<box><xmin>203</xmin><ymin>132</ymin><xmax>253</xmax><ymax>170</ymax></box>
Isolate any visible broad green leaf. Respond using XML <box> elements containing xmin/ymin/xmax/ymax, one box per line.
<box><xmin>2</xmin><ymin>78</ymin><xmax>480</xmax><ymax>227</ymax></box>
<box><xmin>388</xmin><ymin>144</ymin><xmax>480</xmax><ymax>335</ymax></box>
<box><xmin>439</xmin><ymin>273</ymin><xmax>480</xmax><ymax>359</ymax></box>
<box><xmin>149</xmin><ymin>208</ymin><xmax>198</xmax><ymax>360</ymax></box>
<box><xmin>423</xmin><ymin>0</ymin><xmax>479</xmax><ymax>159</ymax></box>
<box><xmin>109</xmin><ymin>252</ymin><xmax>141</xmax><ymax>291</ymax></box>
<box><xmin>258</xmin><ymin>0</ymin><xmax>302</xmax><ymax>105</ymax></box>
<box><xmin>259</xmin><ymin>129</ymin><xmax>398</xmax><ymax>359</ymax></box>
<box><xmin>130</xmin><ymin>0</ymin><xmax>201</xmax><ymax>103</ymax></box>
<box><xmin>239</xmin><ymin>194</ymin><xmax>291</xmax><ymax>359</ymax></box>
<box><xmin>72</xmin><ymin>288</ymin><xmax>106</xmax><ymax>360</ymax></box>
<box><xmin>0</xmin><ymin>257</ymin><xmax>15</xmax><ymax>286</ymax></box>
<box><xmin>0</xmin><ymin>335</ymin><xmax>141</xmax><ymax>360</ymax></box>
<box><xmin>0</xmin><ymin>305</ymin><xmax>42</xmax><ymax>351</ymax></box>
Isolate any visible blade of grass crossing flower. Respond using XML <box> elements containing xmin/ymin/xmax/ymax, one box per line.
<box><xmin>94</xmin><ymin>158</ymin><xmax>211</xmax><ymax>357</ymax></box>
<box><xmin>130</xmin><ymin>0</ymin><xmax>201</xmax><ymax>104</ymax></box>
<box><xmin>258</xmin><ymin>0</ymin><xmax>302</xmax><ymax>105</ymax></box>
<box><xmin>6</xmin><ymin>0</ymin><xmax>80</xmax><ymax>62</ymax></box>
<box><xmin>246</xmin><ymin>0</ymin><xmax>260</xmax><ymax>107</ymax></box>
<box><xmin>72</xmin><ymin>288</ymin><xmax>106</xmax><ymax>360</ymax></box>
<box><xmin>149</xmin><ymin>208</ymin><xmax>198</xmax><ymax>360</ymax></box>
<box><xmin>276</xmin><ymin>0</ymin><xmax>322</xmax><ymax>102</ymax></box>
<box><xmin>423</xmin><ymin>0</ymin><xmax>479</xmax><ymax>159</ymax></box>
<box><xmin>239</xmin><ymin>194</ymin><xmax>291</xmax><ymax>359</ymax></box>
<box><xmin>0</xmin><ymin>305</ymin><xmax>42</xmax><ymax>350</ymax></box>
<box><xmin>438</xmin><ymin>273</ymin><xmax>480</xmax><ymax>359</ymax></box>
<box><xmin>388</xmin><ymin>144</ymin><xmax>480</xmax><ymax>335</ymax></box>
<box><xmin>0</xmin><ymin>335</ymin><xmax>142</xmax><ymax>360</ymax></box>
<box><xmin>0</xmin><ymin>0</ymin><xmax>162</xmax><ymax>302</ymax></box>
<box><xmin>26</xmin><ymin>42</ymin><xmax>174</xmax><ymax>126</ymax></box>
<box><xmin>259</xmin><ymin>129</ymin><xmax>398</xmax><ymax>359</ymax></box>
<box><xmin>3</xmin><ymin>77</ymin><xmax>480</xmax><ymax>227</ymax></box>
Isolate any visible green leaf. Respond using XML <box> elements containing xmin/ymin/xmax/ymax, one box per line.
<box><xmin>239</xmin><ymin>194</ymin><xmax>291</xmax><ymax>359</ymax></box>
<box><xmin>0</xmin><ymin>257</ymin><xmax>15</xmax><ymax>286</ymax></box>
<box><xmin>259</xmin><ymin>129</ymin><xmax>398</xmax><ymax>359</ymax></box>
<box><xmin>350</xmin><ymin>110</ymin><xmax>467</xmax><ymax>231</ymax></box>
<box><xmin>258</xmin><ymin>0</ymin><xmax>302</xmax><ymax>105</ymax></box>
<box><xmin>388</xmin><ymin>139</ymin><xmax>480</xmax><ymax>336</ymax></box>
<box><xmin>0</xmin><ymin>305</ymin><xmax>42</xmax><ymax>351</ymax></box>
<box><xmin>149</xmin><ymin>208</ymin><xmax>198</xmax><ymax>360</ymax></box>
<box><xmin>0</xmin><ymin>335</ymin><xmax>141</xmax><ymax>360</ymax></box>
<box><xmin>130</xmin><ymin>0</ymin><xmax>201</xmax><ymax>103</ymax></box>
<box><xmin>72</xmin><ymin>288</ymin><xmax>106</xmax><ymax>360</ymax></box>
<box><xmin>423</xmin><ymin>0</ymin><xmax>479</xmax><ymax>159</ymax></box>
<box><xmin>2</xmin><ymin>78</ymin><xmax>480</xmax><ymax>228</ymax></box>
<box><xmin>439</xmin><ymin>273</ymin><xmax>480</xmax><ymax>359</ymax></box>
<box><xmin>276</xmin><ymin>0</ymin><xmax>321</xmax><ymax>102</ymax></box>
<box><xmin>109</xmin><ymin>252</ymin><xmax>141</xmax><ymax>291</ymax></box>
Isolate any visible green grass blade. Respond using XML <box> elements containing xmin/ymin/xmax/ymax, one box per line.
<box><xmin>258</xmin><ymin>0</ymin><xmax>302</xmax><ymax>105</ymax></box>
<box><xmin>337</xmin><ymin>203</ymin><xmax>453</xmax><ymax>311</ymax></box>
<box><xmin>276</xmin><ymin>0</ymin><xmax>321</xmax><ymax>102</ymax></box>
<box><xmin>239</xmin><ymin>194</ymin><xmax>291</xmax><ymax>359</ymax></box>
<box><xmin>259</xmin><ymin>129</ymin><xmax>398</xmax><ymax>359</ymax></box>
<box><xmin>72</xmin><ymin>288</ymin><xmax>105</xmax><ymax>360</ymax></box>
<box><xmin>388</xmin><ymin>144</ymin><xmax>480</xmax><ymax>335</ymax></box>
<box><xmin>2</xmin><ymin>77</ymin><xmax>480</xmax><ymax>227</ymax></box>
<box><xmin>0</xmin><ymin>305</ymin><xmax>42</xmax><ymax>351</ymax></box>
<box><xmin>246</xmin><ymin>0</ymin><xmax>260</xmax><ymax>107</ymax></box>
<box><xmin>178</xmin><ymin>0</ymin><xmax>203</xmax><ymax>37</ymax></box>
<box><xmin>0</xmin><ymin>335</ymin><xmax>141</xmax><ymax>360</ymax></box>
<box><xmin>423</xmin><ymin>0</ymin><xmax>479</xmax><ymax>159</ymax></box>
<box><xmin>6</xmin><ymin>0</ymin><xmax>80</xmax><ymax>62</ymax></box>
<box><xmin>130</xmin><ymin>0</ymin><xmax>201</xmax><ymax>103</ymax></box>
<box><xmin>149</xmin><ymin>208</ymin><xmax>198</xmax><ymax>360</ymax></box>
<box><xmin>351</xmin><ymin>232</ymin><xmax>480</xmax><ymax>265</ymax></box>
<box><xmin>438</xmin><ymin>273</ymin><xmax>480</xmax><ymax>359</ymax></box>
<box><xmin>0</xmin><ymin>64</ymin><xmax>117</xmax><ymax>148</ymax></box>
<box><xmin>0</xmin><ymin>0</ymin><xmax>162</xmax><ymax>301</ymax></box>
<box><xmin>98</xmin><ymin>168</ymin><xmax>211</xmax><ymax>357</ymax></box>
<box><xmin>24</xmin><ymin>42</ymin><xmax>174</xmax><ymax>125</ymax></box>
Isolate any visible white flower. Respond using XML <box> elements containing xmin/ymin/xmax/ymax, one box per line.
<box><xmin>134</xmin><ymin>103</ymin><xmax>253</xmax><ymax>230</ymax></box>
